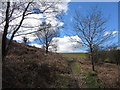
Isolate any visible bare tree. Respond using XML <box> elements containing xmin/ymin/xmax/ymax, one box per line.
<box><xmin>1</xmin><ymin>2</ymin><xmax>32</xmax><ymax>60</ymax></box>
<box><xmin>0</xmin><ymin>1</ymin><xmax>65</xmax><ymax>60</ymax></box>
<box><xmin>72</xmin><ymin>7</ymin><xmax>112</xmax><ymax>71</ymax></box>
<box><xmin>49</xmin><ymin>38</ymin><xmax>59</xmax><ymax>52</ymax></box>
<box><xmin>35</xmin><ymin>22</ymin><xmax>60</xmax><ymax>53</ymax></box>
<box><xmin>22</xmin><ymin>36</ymin><xmax>29</xmax><ymax>44</ymax></box>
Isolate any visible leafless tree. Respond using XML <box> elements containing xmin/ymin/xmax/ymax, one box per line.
<box><xmin>22</xmin><ymin>36</ymin><xmax>29</xmax><ymax>44</ymax></box>
<box><xmin>1</xmin><ymin>2</ymin><xmax>32</xmax><ymax>60</ymax></box>
<box><xmin>49</xmin><ymin>38</ymin><xmax>59</xmax><ymax>52</ymax></box>
<box><xmin>35</xmin><ymin>22</ymin><xmax>60</xmax><ymax>53</ymax></box>
<box><xmin>0</xmin><ymin>1</ymin><xmax>64</xmax><ymax>60</ymax></box>
<box><xmin>72</xmin><ymin>6</ymin><xmax>112</xmax><ymax>71</ymax></box>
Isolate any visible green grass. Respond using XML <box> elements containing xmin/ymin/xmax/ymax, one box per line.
<box><xmin>60</xmin><ymin>53</ymin><xmax>87</xmax><ymax>58</ymax></box>
<box><xmin>72</xmin><ymin>62</ymin><xmax>81</xmax><ymax>73</ymax></box>
<box><xmin>71</xmin><ymin>62</ymin><xmax>102</xmax><ymax>88</ymax></box>
<box><xmin>84</xmin><ymin>71</ymin><xmax>102</xmax><ymax>88</ymax></box>
<box><xmin>61</xmin><ymin>53</ymin><xmax>102</xmax><ymax>88</ymax></box>
<box><xmin>56</xmin><ymin>74</ymin><xmax>71</xmax><ymax>88</ymax></box>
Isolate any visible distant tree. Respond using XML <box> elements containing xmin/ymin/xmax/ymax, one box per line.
<box><xmin>35</xmin><ymin>22</ymin><xmax>60</xmax><ymax>53</ymax></box>
<box><xmin>72</xmin><ymin>6</ymin><xmax>112</xmax><ymax>71</ymax></box>
<box><xmin>105</xmin><ymin>44</ymin><xmax>119</xmax><ymax>64</ymax></box>
<box><xmin>105</xmin><ymin>45</ymin><xmax>120</xmax><ymax>86</ymax></box>
<box><xmin>92</xmin><ymin>46</ymin><xmax>105</xmax><ymax>63</ymax></box>
<box><xmin>49</xmin><ymin>38</ymin><xmax>59</xmax><ymax>52</ymax></box>
<box><xmin>22</xmin><ymin>37</ymin><xmax>29</xmax><ymax>44</ymax></box>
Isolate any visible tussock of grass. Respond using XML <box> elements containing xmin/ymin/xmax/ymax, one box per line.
<box><xmin>72</xmin><ymin>62</ymin><xmax>81</xmax><ymax>73</ymax></box>
<box><xmin>84</xmin><ymin>71</ymin><xmax>102</xmax><ymax>88</ymax></box>
<box><xmin>51</xmin><ymin>73</ymin><xmax>71</xmax><ymax>88</ymax></box>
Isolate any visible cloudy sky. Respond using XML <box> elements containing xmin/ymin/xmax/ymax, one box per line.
<box><xmin>60</xmin><ymin>2</ymin><xmax>118</xmax><ymax>52</ymax></box>
<box><xmin>2</xmin><ymin>1</ymin><xmax>118</xmax><ymax>53</ymax></box>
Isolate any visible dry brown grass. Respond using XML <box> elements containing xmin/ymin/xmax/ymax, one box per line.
<box><xmin>2</xmin><ymin>40</ymin><xmax>119</xmax><ymax>88</ymax></box>
<box><xmin>3</xmin><ymin>41</ymin><xmax>67</xmax><ymax>88</ymax></box>
<box><xmin>95</xmin><ymin>63</ymin><xmax>118</xmax><ymax>88</ymax></box>
<box><xmin>75</xmin><ymin>57</ymin><xmax>119</xmax><ymax>88</ymax></box>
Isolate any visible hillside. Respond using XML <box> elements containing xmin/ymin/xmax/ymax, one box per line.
<box><xmin>2</xmin><ymin>40</ymin><xmax>119</xmax><ymax>88</ymax></box>
<box><xmin>2</xmin><ymin>41</ymin><xmax>68</xmax><ymax>88</ymax></box>
<box><xmin>61</xmin><ymin>53</ymin><xmax>119</xmax><ymax>88</ymax></box>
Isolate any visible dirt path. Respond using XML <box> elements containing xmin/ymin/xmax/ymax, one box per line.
<box><xmin>67</xmin><ymin>60</ymin><xmax>79</xmax><ymax>88</ymax></box>
<box><xmin>67</xmin><ymin>60</ymin><xmax>87</xmax><ymax>88</ymax></box>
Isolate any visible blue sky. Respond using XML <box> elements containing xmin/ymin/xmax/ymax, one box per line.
<box><xmin>30</xmin><ymin>2</ymin><xmax>118</xmax><ymax>52</ymax></box>
<box><xmin>11</xmin><ymin>2</ymin><xmax>118</xmax><ymax>53</ymax></box>
<box><xmin>5</xmin><ymin>2</ymin><xmax>118</xmax><ymax>52</ymax></box>
<box><xmin>61</xmin><ymin>2</ymin><xmax>118</xmax><ymax>37</ymax></box>
<box><xmin>59</xmin><ymin>2</ymin><xmax>118</xmax><ymax>52</ymax></box>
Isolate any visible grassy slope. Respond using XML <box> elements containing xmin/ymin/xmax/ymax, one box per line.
<box><xmin>3</xmin><ymin>41</ymin><xmax>69</xmax><ymax>88</ymax></box>
<box><xmin>3</xmin><ymin>41</ymin><xmax>119</xmax><ymax>88</ymax></box>
<box><xmin>61</xmin><ymin>53</ymin><xmax>119</xmax><ymax>88</ymax></box>
<box><xmin>67</xmin><ymin>58</ymin><xmax>101</xmax><ymax>88</ymax></box>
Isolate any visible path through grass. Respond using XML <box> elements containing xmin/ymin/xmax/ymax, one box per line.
<box><xmin>61</xmin><ymin>53</ymin><xmax>102</xmax><ymax>88</ymax></box>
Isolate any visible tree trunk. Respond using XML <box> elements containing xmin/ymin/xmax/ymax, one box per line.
<box><xmin>90</xmin><ymin>47</ymin><xmax>95</xmax><ymax>71</ymax></box>
<box><xmin>117</xmin><ymin>50</ymin><xmax>120</xmax><ymax>87</ymax></box>
<box><xmin>2</xmin><ymin>33</ymin><xmax>7</xmax><ymax>60</ymax></box>
<box><xmin>91</xmin><ymin>56</ymin><xmax>95</xmax><ymax>71</ymax></box>
<box><xmin>2</xmin><ymin>2</ymin><xmax>31</xmax><ymax>60</ymax></box>
<box><xmin>46</xmin><ymin>46</ymin><xmax>48</xmax><ymax>53</ymax></box>
<box><xmin>2</xmin><ymin>2</ymin><xmax>10</xmax><ymax>60</ymax></box>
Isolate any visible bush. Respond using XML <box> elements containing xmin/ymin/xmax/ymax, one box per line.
<box><xmin>92</xmin><ymin>50</ymin><xmax>118</xmax><ymax>64</ymax></box>
<box><xmin>84</xmin><ymin>71</ymin><xmax>101</xmax><ymax>88</ymax></box>
<box><xmin>2</xmin><ymin>60</ymin><xmax>58</xmax><ymax>88</ymax></box>
<box><xmin>88</xmin><ymin>71</ymin><xmax>97</xmax><ymax>76</ymax></box>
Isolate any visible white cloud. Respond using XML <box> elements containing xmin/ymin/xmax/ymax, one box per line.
<box><xmin>56</xmin><ymin>1</ymin><xmax>69</xmax><ymax>13</ymax></box>
<box><xmin>29</xmin><ymin>35</ymin><xmax>82</xmax><ymax>53</ymax></box>
<box><xmin>104</xmin><ymin>31</ymin><xmax>118</xmax><ymax>36</ymax></box>
<box><xmin>29</xmin><ymin>43</ymin><xmax>42</xmax><ymax>48</ymax></box>
<box><xmin>58</xmin><ymin>22</ymin><xmax>64</xmax><ymax>27</ymax></box>
<box><xmin>51</xmin><ymin>35</ymin><xmax>82</xmax><ymax>53</ymax></box>
<box><xmin>117</xmin><ymin>47</ymin><xmax>120</xmax><ymax>50</ymax></box>
<box><xmin>13</xmin><ymin>34</ymin><xmax>37</xmax><ymax>43</ymax></box>
<box><xmin>5</xmin><ymin>1</ymin><xmax>70</xmax><ymax>42</ymax></box>
<box><xmin>112</xmin><ymin>31</ymin><xmax>118</xmax><ymax>35</ymax></box>
<box><xmin>1</xmin><ymin>1</ymin><xmax>73</xmax><ymax>53</ymax></box>
<box><xmin>104</xmin><ymin>31</ymin><xmax>110</xmax><ymax>36</ymax></box>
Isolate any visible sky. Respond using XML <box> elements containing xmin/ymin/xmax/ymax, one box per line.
<box><xmin>3</xmin><ymin>1</ymin><xmax>118</xmax><ymax>53</ymax></box>
<box><xmin>61</xmin><ymin>2</ymin><xmax>118</xmax><ymax>37</ymax></box>
<box><xmin>58</xmin><ymin>2</ymin><xmax>118</xmax><ymax>52</ymax></box>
